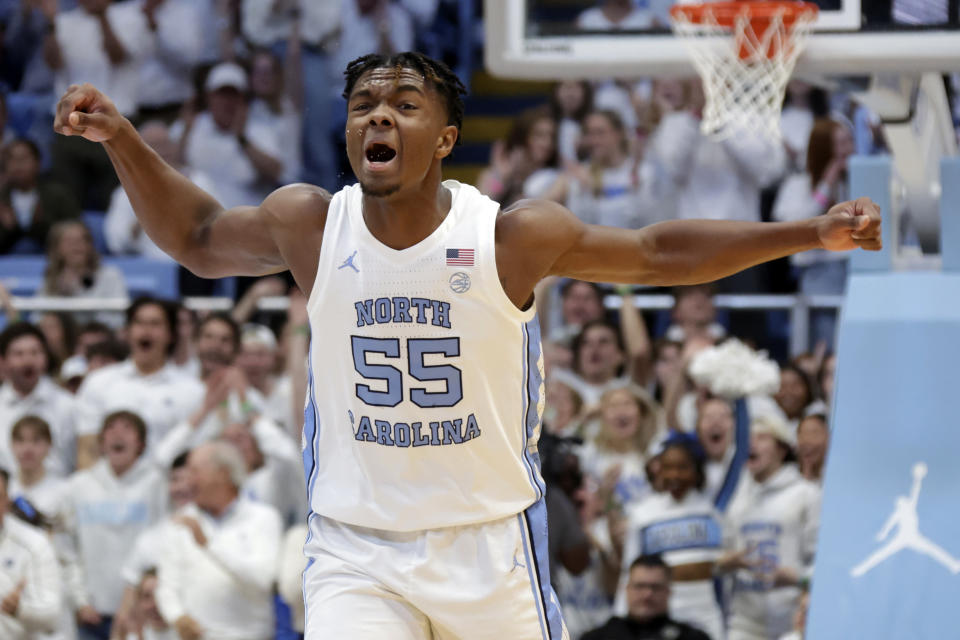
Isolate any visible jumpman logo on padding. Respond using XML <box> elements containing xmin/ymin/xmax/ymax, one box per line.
<box><xmin>851</xmin><ymin>462</ymin><xmax>960</xmax><ymax>577</ymax></box>
<box><xmin>338</xmin><ymin>250</ymin><xmax>359</xmax><ymax>273</ymax></box>
<box><xmin>512</xmin><ymin>549</ymin><xmax>526</xmax><ymax>572</ymax></box>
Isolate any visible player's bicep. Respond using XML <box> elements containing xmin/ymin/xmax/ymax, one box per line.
<box><xmin>547</xmin><ymin>212</ymin><xmax>655</xmax><ymax>284</ymax></box>
<box><xmin>185</xmin><ymin>184</ymin><xmax>329</xmax><ymax>279</ymax></box>
<box><xmin>192</xmin><ymin>204</ymin><xmax>286</xmax><ymax>278</ymax></box>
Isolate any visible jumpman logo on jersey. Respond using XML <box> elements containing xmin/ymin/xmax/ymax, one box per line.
<box><xmin>338</xmin><ymin>250</ymin><xmax>359</xmax><ymax>273</ymax></box>
<box><xmin>511</xmin><ymin>549</ymin><xmax>526</xmax><ymax>572</ymax></box>
<box><xmin>851</xmin><ymin>462</ymin><xmax>960</xmax><ymax>577</ymax></box>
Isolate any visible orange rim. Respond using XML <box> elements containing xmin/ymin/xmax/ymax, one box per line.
<box><xmin>670</xmin><ymin>1</ymin><xmax>819</xmax><ymax>29</ymax></box>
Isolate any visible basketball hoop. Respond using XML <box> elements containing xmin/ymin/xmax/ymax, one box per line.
<box><xmin>670</xmin><ymin>1</ymin><xmax>819</xmax><ymax>141</ymax></box>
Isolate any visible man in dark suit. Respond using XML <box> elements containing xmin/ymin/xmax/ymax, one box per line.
<box><xmin>0</xmin><ymin>138</ymin><xmax>80</xmax><ymax>254</ymax></box>
<box><xmin>583</xmin><ymin>555</ymin><xmax>713</xmax><ymax>640</ymax></box>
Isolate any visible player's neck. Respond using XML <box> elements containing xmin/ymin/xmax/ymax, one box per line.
<box><xmin>361</xmin><ymin>174</ymin><xmax>452</xmax><ymax>251</ymax></box>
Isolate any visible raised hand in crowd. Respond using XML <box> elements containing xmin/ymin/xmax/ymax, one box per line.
<box><xmin>231</xmin><ymin>275</ymin><xmax>287</xmax><ymax>324</ymax></box>
<box><xmin>174</xmin><ymin>515</ymin><xmax>207</xmax><ymax>547</ymax></box>
<box><xmin>188</xmin><ymin>365</ymin><xmax>251</xmax><ymax>428</ymax></box>
<box><xmin>0</xmin><ymin>281</ymin><xmax>16</xmax><ymax>320</ymax></box>
<box><xmin>174</xmin><ymin>614</ymin><xmax>204</xmax><ymax>640</ymax></box>
<box><xmin>1</xmin><ymin>579</ymin><xmax>25</xmax><ymax>616</ymax></box>
<box><xmin>77</xmin><ymin>603</ymin><xmax>103</xmax><ymax>626</ymax></box>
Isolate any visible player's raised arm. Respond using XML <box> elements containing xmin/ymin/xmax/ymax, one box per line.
<box><xmin>53</xmin><ymin>84</ymin><xmax>288</xmax><ymax>279</ymax></box>
<box><xmin>500</xmin><ymin>198</ymin><xmax>881</xmax><ymax>289</ymax></box>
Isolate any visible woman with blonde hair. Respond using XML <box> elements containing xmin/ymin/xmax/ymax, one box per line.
<box><xmin>39</xmin><ymin>220</ymin><xmax>127</xmax><ymax>326</ymax></box>
<box><xmin>578</xmin><ymin>383</ymin><xmax>663</xmax><ymax>510</ymax></box>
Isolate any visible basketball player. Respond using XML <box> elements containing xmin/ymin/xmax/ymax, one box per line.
<box><xmin>53</xmin><ymin>52</ymin><xmax>881</xmax><ymax>639</ymax></box>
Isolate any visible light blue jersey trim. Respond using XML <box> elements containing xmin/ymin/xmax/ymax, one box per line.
<box><xmin>302</xmin><ymin>348</ymin><xmax>322</xmax><ymax>508</ymax></box>
<box><xmin>521</xmin><ymin>497</ymin><xmax>566</xmax><ymax>639</ymax></box>
<box><xmin>521</xmin><ymin>318</ymin><xmax>546</xmax><ymax>500</ymax></box>
<box><xmin>518</xmin><ymin>511</ymin><xmax>550</xmax><ymax>640</ymax></box>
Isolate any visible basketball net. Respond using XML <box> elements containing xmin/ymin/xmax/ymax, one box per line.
<box><xmin>670</xmin><ymin>1</ymin><xmax>819</xmax><ymax>141</ymax></box>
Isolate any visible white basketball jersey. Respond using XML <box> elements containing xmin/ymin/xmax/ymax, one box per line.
<box><xmin>302</xmin><ymin>180</ymin><xmax>546</xmax><ymax>531</ymax></box>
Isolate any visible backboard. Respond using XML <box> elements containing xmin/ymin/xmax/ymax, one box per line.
<box><xmin>485</xmin><ymin>0</ymin><xmax>960</xmax><ymax>78</ymax></box>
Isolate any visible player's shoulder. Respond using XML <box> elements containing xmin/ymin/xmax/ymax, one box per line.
<box><xmin>497</xmin><ymin>198</ymin><xmax>582</xmax><ymax>239</ymax></box>
<box><xmin>259</xmin><ymin>183</ymin><xmax>334</xmax><ymax>226</ymax></box>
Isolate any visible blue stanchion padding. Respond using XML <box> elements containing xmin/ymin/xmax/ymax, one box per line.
<box><xmin>848</xmin><ymin>156</ymin><xmax>893</xmax><ymax>273</ymax></box>
<box><xmin>940</xmin><ymin>157</ymin><xmax>960</xmax><ymax>272</ymax></box>
<box><xmin>807</xmin><ymin>272</ymin><xmax>960</xmax><ymax>639</ymax></box>
<box><xmin>0</xmin><ymin>256</ymin><xmax>179</xmax><ymax>299</ymax></box>
<box><xmin>0</xmin><ymin>256</ymin><xmax>46</xmax><ymax>295</ymax></box>
<box><xmin>106</xmin><ymin>257</ymin><xmax>178</xmax><ymax>299</ymax></box>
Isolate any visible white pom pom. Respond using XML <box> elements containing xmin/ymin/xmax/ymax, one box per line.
<box><xmin>687</xmin><ymin>338</ymin><xmax>781</xmax><ymax>399</ymax></box>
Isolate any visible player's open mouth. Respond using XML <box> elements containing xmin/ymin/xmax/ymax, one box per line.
<box><xmin>365</xmin><ymin>142</ymin><xmax>398</xmax><ymax>170</ymax></box>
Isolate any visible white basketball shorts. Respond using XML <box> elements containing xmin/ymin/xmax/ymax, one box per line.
<box><xmin>302</xmin><ymin>498</ymin><xmax>569</xmax><ymax>639</ymax></box>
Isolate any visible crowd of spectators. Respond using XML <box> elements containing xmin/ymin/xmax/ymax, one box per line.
<box><xmin>0</xmin><ymin>286</ymin><xmax>311</xmax><ymax>640</ymax></box>
<box><xmin>0</xmin><ymin>1</ymin><xmax>954</xmax><ymax>640</ymax></box>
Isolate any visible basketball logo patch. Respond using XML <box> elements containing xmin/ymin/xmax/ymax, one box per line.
<box><xmin>449</xmin><ymin>272</ymin><xmax>471</xmax><ymax>294</ymax></box>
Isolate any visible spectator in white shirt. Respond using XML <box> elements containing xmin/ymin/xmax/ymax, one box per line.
<box><xmin>220</xmin><ymin>419</ymin><xmax>304</xmax><ymax>525</ymax></box>
<box><xmin>719</xmin><ymin>415</ymin><xmax>820</xmax><ymax>640</ymax></box>
<box><xmin>550</xmin><ymin>80</ymin><xmax>594</xmax><ymax>167</ymax></box>
<box><xmin>773</xmin><ymin>118</ymin><xmax>855</xmax><ymax>348</ymax></box>
<box><xmin>62</xmin><ymin>410</ymin><xmax>167</xmax><ymax>640</ymax></box>
<box><xmin>643</xmin><ymin>79</ymin><xmax>787</xmax><ymax>224</ymax></box>
<box><xmin>478</xmin><ymin>106</ymin><xmax>562</xmax><ymax>207</ymax></box>
<box><xmin>156</xmin><ymin>441</ymin><xmax>282</xmax><ymax>640</ymax></box>
<box><xmin>172</xmin><ymin>62</ymin><xmax>285</xmax><ymax>208</ymax></box>
<box><xmin>695</xmin><ymin>397</ymin><xmax>750</xmax><ymax>507</ymax></box>
<box><xmin>330</xmin><ymin>0</ymin><xmax>415</xmax><ymax>100</ymax></box>
<box><xmin>45</xmin><ymin>0</ymin><xmax>154</xmax><ymax>210</ymax></box>
<box><xmin>578</xmin><ymin>384</ymin><xmax>662</xmax><ymax>509</ymax></box>
<box><xmin>137</xmin><ymin>0</ymin><xmax>218</xmax><ymax>121</ymax></box>
<box><xmin>0</xmin><ymin>467</ymin><xmax>62</xmax><ymax>640</ymax></box>
<box><xmin>105</xmin><ymin>120</ymin><xmax>218</xmax><ymax>260</ymax></box>
<box><xmin>75</xmin><ymin>297</ymin><xmax>204</xmax><ymax>469</ymax></box>
<box><xmin>0</xmin><ymin>322</ymin><xmax>77</xmax><ymax>476</ymax></box>
<box><xmin>775</xmin><ymin>364</ymin><xmax>826</xmax><ymax>434</ymax></box>
<box><xmin>563</xmin><ymin>110</ymin><xmax>659</xmax><ymax>230</ymax></box>
<box><xmin>112</xmin><ymin>451</ymin><xmax>193</xmax><ymax>640</ymax></box>
<box><xmin>249</xmin><ymin>48</ymin><xmax>303</xmax><ymax>184</ymax></box>
<box><xmin>236</xmin><ymin>323</ymin><xmax>295</xmax><ymax>433</ymax></box>
<box><xmin>277</xmin><ymin>523</ymin><xmax>309</xmax><ymax>635</ymax></box>
<box><xmin>795</xmin><ymin>412</ymin><xmax>829</xmax><ymax>486</ymax></box>
<box><xmin>553</xmin><ymin>320</ymin><xmax>631</xmax><ymax>410</ymax></box>
<box><xmin>38</xmin><ymin>220</ymin><xmax>129</xmax><ymax>328</ymax></box>
<box><xmin>151</xmin><ymin>313</ymin><xmax>268</xmax><ymax>468</ymax></box>
<box><xmin>8</xmin><ymin>416</ymin><xmax>69</xmax><ymax>524</ymax></box>
<box><xmin>241</xmin><ymin>0</ymin><xmax>342</xmax><ymax>188</ymax></box>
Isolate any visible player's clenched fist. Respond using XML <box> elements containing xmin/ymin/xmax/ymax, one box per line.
<box><xmin>53</xmin><ymin>83</ymin><xmax>124</xmax><ymax>143</ymax></box>
<box><xmin>817</xmin><ymin>196</ymin><xmax>883</xmax><ymax>252</ymax></box>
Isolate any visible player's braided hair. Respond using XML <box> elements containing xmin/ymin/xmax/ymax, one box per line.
<box><xmin>342</xmin><ymin>52</ymin><xmax>467</xmax><ymax>145</ymax></box>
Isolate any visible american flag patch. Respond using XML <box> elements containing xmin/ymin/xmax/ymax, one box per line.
<box><xmin>446</xmin><ymin>248</ymin><xmax>475</xmax><ymax>266</ymax></box>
